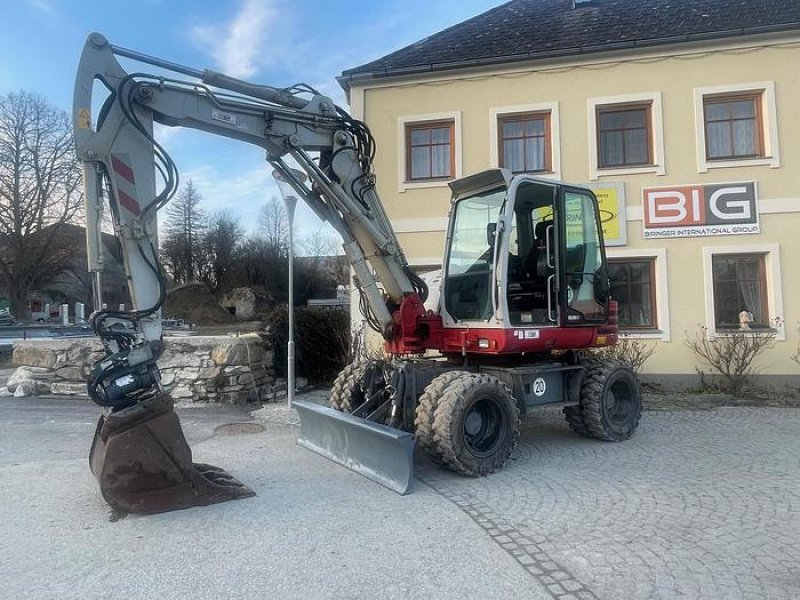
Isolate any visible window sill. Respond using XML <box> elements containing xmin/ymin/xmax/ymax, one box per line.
<box><xmin>591</xmin><ymin>164</ymin><xmax>665</xmax><ymax>180</ymax></box>
<box><xmin>708</xmin><ymin>327</ymin><xmax>785</xmax><ymax>342</ymax></box>
<box><xmin>618</xmin><ymin>329</ymin><xmax>667</xmax><ymax>341</ymax></box>
<box><xmin>698</xmin><ymin>156</ymin><xmax>779</xmax><ymax>173</ymax></box>
<box><xmin>399</xmin><ymin>178</ymin><xmax>453</xmax><ymax>193</ymax></box>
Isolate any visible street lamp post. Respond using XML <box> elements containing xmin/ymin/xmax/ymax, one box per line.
<box><xmin>272</xmin><ymin>168</ymin><xmax>307</xmax><ymax>409</ymax></box>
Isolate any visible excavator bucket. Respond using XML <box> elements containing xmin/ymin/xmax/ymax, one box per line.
<box><xmin>89</xmin><ymin>393</ymin><xmax>255</xmax><ymax>515</ymax></box>
<box><xmin>294</xmin><ymin>399</ymin><xmax>415</xmax><ymax>495</ymax></box>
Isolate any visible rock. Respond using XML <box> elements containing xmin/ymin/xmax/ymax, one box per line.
<box><xmin>174</xmin><ymin>367</ymin><xmax>201</xmax><ymax>381</ymax></box>
<box><xmin>12</xmin><ymin>345</ymin><xmax>58</xmax><ymax>369</ymax></box>
<box><xmin>13</xmin><ymin>380</ymin><xmax>34</xmax><ymax>397</ymax></box>
<box><xmin>211</xmin><ymin>335</ymin><xmax>264</xmax><ymax>365</ymax></box>
<box><xmin>158</xmin><ymin>352</ymin><xmax>202</xmax><ymax>369</ymax></box>
<box><xmin>160</xmin><ymin>371</ymin><xmax>176</xmax><ymax>386</ymax></box>
<box><xmin>7</xmin><ymin>367</ymin><xmax>36</xmax><ymax>394</ymax></box>
<box><xmin>220</xmin><ymin>287</ymin><xmax>257</xmax><ymax>321</ymax></box>
<box><xmin>50</xmin><ymin>382</ymin><xmax>87</xmax><ymax>396</ymax></box>
<box><xmin>219</xmin><ymin>390</ymin><xmax>247</xmax><ymax>404</ymax></box>
<box><xmin>198</xmin><ymin>366</ymin><xmax>222</xmax><ymax>380</ymax></box>
<box><xmin>55</xmin><ymin>366</ymin><xmax>85</xmax><ymax>381</ymax></box>
<box><xmin>171</xmin><ymin>385</ymin><xmax>193</xmax><ymax>399</ymax></box>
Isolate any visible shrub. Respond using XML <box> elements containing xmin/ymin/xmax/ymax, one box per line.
<box><xmin>266</xmin><ymin>307</ymin><xmax>350</xmax><ymax>385</ymax></box>
<box><xmin>684</xmin><ymin>325</ymin><xmax>775</xmax><ymax>394</ymax></box>
<box><xmin>592</xmin><ymin>334</ymin><xmax>656</xmax><ymax>373</ymax></box>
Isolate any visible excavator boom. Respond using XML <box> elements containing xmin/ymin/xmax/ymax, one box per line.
<box><xmin>74</xmin><ymin>33</ymin><xmax>424</xmax><ymax>512</ymax></box>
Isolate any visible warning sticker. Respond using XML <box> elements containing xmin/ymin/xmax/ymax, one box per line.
<box><xmin>76</xmin><ymin>108</ymin><xmax>91</xmax><ymax>129</ymax></box>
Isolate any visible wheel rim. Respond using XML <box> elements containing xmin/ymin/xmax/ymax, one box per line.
<box><xmin>462</xmin><ymin>397</ymin><xmax>506</xmax><ymax>457</ymax></box>
<box><xmin>606</xmin><ymin>377</ymin><xmax>636</xmax><ymax>424</ymax></box>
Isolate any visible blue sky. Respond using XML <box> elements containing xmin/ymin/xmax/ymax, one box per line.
<box><xmin>0</xmin><ymin>0</ymin><xmax>499</xmax><ymax>243</ymax></box>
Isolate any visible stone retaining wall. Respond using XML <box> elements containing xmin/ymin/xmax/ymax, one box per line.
<box><xmin>5</xmin><ymin>334</ymin><xmax>289</xmax><ymax>404</ymax></box>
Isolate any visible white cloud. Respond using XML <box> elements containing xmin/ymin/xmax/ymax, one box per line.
<box><xmin>190</xmin><ymin>0</ymin><xmax>278</xmax><ymax>78</ymax></box>
<box><xmin>27</xmin><ymin>0</ymin><xmax>56</xmax><ymax>15</ymax></box>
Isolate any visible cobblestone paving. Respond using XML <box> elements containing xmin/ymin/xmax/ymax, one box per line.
<box><xmin>417</xmin><ymin>407</ymin><xmax>800</xmax><ymax>600</ymax></box>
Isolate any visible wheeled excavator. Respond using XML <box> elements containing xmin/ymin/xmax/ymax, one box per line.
<box><xmin>74</xmin><ymin>33</ymin><xmax>642</xmax><ymax>514</ymax></box>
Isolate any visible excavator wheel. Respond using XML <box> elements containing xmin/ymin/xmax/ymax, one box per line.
<box><xmin>414</xmin><ymin>370</ymin><xmax>473</xmax><ymax>459</ymax></box>
<box><xmin>579</xmin><ymin>359</ymin><xmax>642</xmax><ymax>441</ymax></box>
<box><xmin>432</xmin><ymin>373</ymin><xmax>520</xmax><ymax>477</ymax></box>
<box><xmin>89</xmin><ymin>392</ymin><xmax>255</xmax><ymax>515</ymax></box>
<box><xmin>562</xmin><ymin>404</ymin><xmax>591</xmax><ymax>437</ymax></box>
<box><xmin>328</xmin><ymin>360</ymin><xmax>368</xmax><ymax>412</ymax></box>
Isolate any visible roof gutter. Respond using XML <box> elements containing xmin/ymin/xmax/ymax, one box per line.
<box><xmin>337</xmin><ymin>23</ymin><xmax>800</xmax><ymax>93</ymax></box>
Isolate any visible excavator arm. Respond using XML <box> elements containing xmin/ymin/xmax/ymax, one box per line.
<box><xmin>75</xmin><ymin>33</ymin><xmax>426</xmax><ymax>353</ymax></box>
<box><xmin>74</xmin><ymin>33</ymin><xmax>428</xmax><ymax>512</ymax></box>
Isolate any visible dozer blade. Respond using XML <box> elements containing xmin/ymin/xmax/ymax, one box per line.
<box><xmin>294</xmin><ymin>399</ymin><xmax>415</xmax><ymax>495</ymax></box>
<box><xmin>89</xmin><ymin>393</ymin><xmax>255</xmax><ymax>515</ymax></box>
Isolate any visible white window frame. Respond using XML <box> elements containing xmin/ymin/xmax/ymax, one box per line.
<box><xmin>702</xmin><ymin>244</ymin><xmax>785</xmax><ymax>340</ymax></box>
<box><xmin>693</xmin><ymin>81</ymin><xmax>780</xmax><ymax>173</ymax></box>
<box><xmin>489</xmin><ymin>102</ymin><xmax>561</xmax><ymax>180</ymax></box>
<box><xmin>606</xmin><ymin>248</ymin><xmax>670</xmax><ymax>341</ymax></box>
<box><xmin>397</xmin><ymin>111</ymin><xmax>462</xmax><ymax>193</ymax></box>
<box><xmin>587</xmin><ymin>92</ymin><xmax>666</xmax><ymax>181</ymax></box>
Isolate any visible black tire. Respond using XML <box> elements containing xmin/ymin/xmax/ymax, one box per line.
<box><xmin>415</xmin><ymin>370</ymin><xmax>472</xmax><ymax>455</ymax></box>
<box><xmin>328</xmin><ymin>360</ymin><xmax>368</xmax><ymax>412</ymax></box>
<box><xmin>563</xmin><ymin>404</ymin><xmax>590</xmax><ymax>437</ymax></box>
<box><xmin>432</xmin><ymin>373</ymin><xmax>520</xmax><ymax>476</ymax></box>
<box><xmin>579</xmin><ymin>359</ymin><xmax>642</xmax><ymax>441</ymax></box>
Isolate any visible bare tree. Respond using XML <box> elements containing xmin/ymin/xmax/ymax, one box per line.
<box><xmin>0</xmin><ymin>91</ymin><xmax>82</xmax><ymax>318</ymax></box>
<box><xmin>160</xmin><ymin>180</ymin><xmax>206</xmax><ymax>283</ymax></box>
<box><xmin>259</xmin><ymin>197</ymin><xmax>289</xmax><ymax>258</ymax></box>
<box><xmin>299</xmin><ymin>228</ymin><xmax>340</xmax><ymax>257</ymax></box>
<box><xmin>199</xmin><ymin>210</ymin><xmax>243</xmax><ymax>293</ymax></box>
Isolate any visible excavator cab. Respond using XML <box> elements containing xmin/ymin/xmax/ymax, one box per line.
<box><xmin>442</xmin><ymin>169</ymin><xmax>610</xmax><ymax>340</ymax></box>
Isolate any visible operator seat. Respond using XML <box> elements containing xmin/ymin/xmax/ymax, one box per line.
<box><xmin>524</xmin><ymin>219</ymin><xmax>553</xmax><ymax>281</ymax></box>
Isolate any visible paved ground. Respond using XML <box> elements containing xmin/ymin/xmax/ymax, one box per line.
<box><xmin>416</xmin><ymin>407</ymin><xmax>800</xmax><ymax>600</ymax></box>
<box><xmin>1</xmin><ymin>380</ymin><xmax>799</xmax><ymax>599</ymax></box>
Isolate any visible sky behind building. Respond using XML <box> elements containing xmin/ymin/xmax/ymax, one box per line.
<box><xmin>0</xmin><ymin>0</ymin><xmax>498</xmax><ymax>243</ymax></box>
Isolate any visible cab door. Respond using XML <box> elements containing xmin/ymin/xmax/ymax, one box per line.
<box><xmin>558</xmin><ymin>187</ymin><xmax>610</xmax><ymax>324</ymax></box>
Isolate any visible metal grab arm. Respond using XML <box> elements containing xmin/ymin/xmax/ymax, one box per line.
<box><xmin>74</xmin><ymin>33</ymin><xmax>423</xmax><ymax>348</ymax></box>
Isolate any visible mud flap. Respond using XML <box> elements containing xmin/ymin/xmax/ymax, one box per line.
<box><xmin>89</xmin><ymin>393</ymin><xmax>255</xmax><ymax>515</ymax></box>
<box><xmin>294</xmin><ymin>399</ymin><xmax>415</xmax><ymax>495</ymax></box>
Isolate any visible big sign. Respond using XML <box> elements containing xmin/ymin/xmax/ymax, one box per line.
<box><xmin>642</xmin><ymin>182</ymin><xmax>759</xmax><ymax>239</ymax></box>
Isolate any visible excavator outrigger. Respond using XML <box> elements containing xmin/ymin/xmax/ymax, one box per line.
<box><xmin>74</xmin><ymin>33</ymin><xmax>642</xmax><ymax>514</ymax></box>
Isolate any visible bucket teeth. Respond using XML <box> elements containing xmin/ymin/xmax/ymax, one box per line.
<box><xmin>89</xmin><ymin>393</ymin><xmax>255</xmax><ymax>515</ymax></box>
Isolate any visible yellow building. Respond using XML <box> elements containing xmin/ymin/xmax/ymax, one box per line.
<box><xmin>338</xmin><ymin>0</ymin><xmax>800</xmax><ymax>387</ymax></box>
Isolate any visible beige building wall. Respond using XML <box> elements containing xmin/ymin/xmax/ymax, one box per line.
<box><xmin>348</xmin><ymin>37</ymin><xmax>800</xmax><ymax>380</ymax></box>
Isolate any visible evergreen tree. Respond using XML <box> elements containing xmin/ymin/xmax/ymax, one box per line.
<box><xmin>199</xmin><ymin>210</ymin><xmax>243</xmax><ymax>292</ymax></box>
<box><xmin>160</xmin><ymin>180</ymin><xmax>206</xmax><ymax>283</ymax></box>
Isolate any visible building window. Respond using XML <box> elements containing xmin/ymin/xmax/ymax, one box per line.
<box><xmin>587</xmin><ymin>92</ymin><xmax>664</xmax><ymax>180</ymax></box>
<box><xmin>406</xmin><ymin>121</ymin><xmax>454</xmax><ymax>181</ymax></box>
<box><xmin>693</xmin><ymin>82</ymin><xmax>779</xmax><ymax>172</ymax></box>
<box><xmin>498</xmin><ymin>112</ymin><xmax>551</xmax><ymax>173</ymax></box>
<box><xmin>609</xmin><ymin>259</ymin><xmax>656</xmax><ymax>329</ymax></box>
<box><xmin>597</xmin><ymin>104</ymin><xmax>652</xmax><ymax>168</ymax></box>
<box><xmin>711</xmin><ymin>253</ymin><xmax>768</xmax><ymax>329</ymax></box>
<box><xmin>704</xmin><ymin>95</ymin><xmax>763</xmax><ymax>160</ymax></box>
